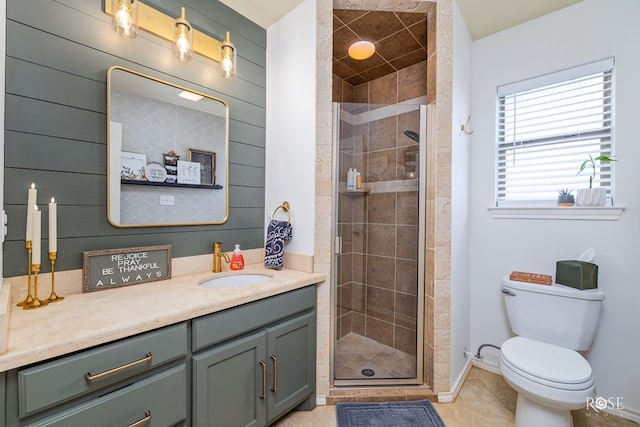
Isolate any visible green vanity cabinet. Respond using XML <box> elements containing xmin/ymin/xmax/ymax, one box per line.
<box><xmin>4</xmin><ymin>323</ymin><xmax>188</xmax><ymax>426</ymax></box>
<box><xmin>1</xmin><ymin>284</ymin><xmax>317</xmax><ymax>427</ymax></box>
<box><xmin>192</xmin><ymin>286</ymin><xmax>317</xmax><ymax>427</ymax></box>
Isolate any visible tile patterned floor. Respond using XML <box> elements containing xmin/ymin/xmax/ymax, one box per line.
<box><xmin>334</xmin><ymin>333</ymin><xmax>416</xmax><ymax>380</ymax></box>
<box><xmin>273</xmin><ymin>367</ymin><xmax>639</xmax><ymax>427</ymax></box>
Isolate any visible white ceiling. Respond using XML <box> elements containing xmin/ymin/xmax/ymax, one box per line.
<box><xmin>218</xmin><ymin>0</ymin><xmax>305</xmax><ymax>29</ymax></box>
<box><xmin>456</xmin><ymin>0</ymin><xmax>583</xmax><ymax>40</ymax></box>
<box><xmin>220</xmin><ymin>0</ymin><xmax>583</xmax><ymax>39</ymax></box>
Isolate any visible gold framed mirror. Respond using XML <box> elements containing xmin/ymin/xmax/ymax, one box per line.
<box><xmin>107</xmin><ymin>66</ymin><xmax>229</xmax><ymax>227</ymax></box>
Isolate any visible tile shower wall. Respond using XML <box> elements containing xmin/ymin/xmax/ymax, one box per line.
<box><xmin>334</xmin><ymin>61</ymin><xmax>427</xmax><ymax>359</ymax></box>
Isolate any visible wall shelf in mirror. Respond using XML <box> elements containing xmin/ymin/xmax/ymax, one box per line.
<box><xmin>107</xmin><ymin>66</ymin><xmax>229</xmax><ymax>227</ymax></box>
<box><xmin>121</xmin><ymin>180</ymin><xmax>223</xmax><ymax>190</ymax></box>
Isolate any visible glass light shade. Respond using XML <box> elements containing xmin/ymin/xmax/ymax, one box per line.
<box><xmin>348</xmin><ymin>40</ymin><xmax>375</xmax><ymax>60</ymax></box>
<box><xmin>173</xmin><ymin>8</ymin><xmax>193</xmax><ymax>62</ymax></box>
<box><xmin>112</xmin><ymin>0</ymin><xmax>138</xmax><ymax>39</ymax></box>
<box><xmin>220</xmin><ymin>32</ymin><xmax>236</xmax><ymax>79</ymax></box>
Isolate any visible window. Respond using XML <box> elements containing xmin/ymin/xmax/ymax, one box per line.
<box><xmin>496</xmin><ymin>58</ymin><xmax>614</xmax><ymax>207</ymax></box>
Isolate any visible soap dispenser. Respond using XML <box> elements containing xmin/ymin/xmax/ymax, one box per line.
<box><xmin>230</xmin><ymin>244</ymin><xmax>245</xmax><ymax>270</ymax></box>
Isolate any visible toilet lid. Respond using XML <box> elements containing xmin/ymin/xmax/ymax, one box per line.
<box><xmin>501</xmin><ymin>337</ymin><xmax>592</xmax><ymax>384</ymax></box>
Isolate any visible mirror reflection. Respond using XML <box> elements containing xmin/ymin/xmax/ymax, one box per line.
<box><xmin>107</xmin><ymin>66</ymin><xmax>229</xmax><ymax>227</ymax></box>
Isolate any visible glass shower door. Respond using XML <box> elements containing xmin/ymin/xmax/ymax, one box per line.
<box><xmin>332</xmin><ymin>102</ymin><xmax>426</xmax><ymax>385</ymax></box>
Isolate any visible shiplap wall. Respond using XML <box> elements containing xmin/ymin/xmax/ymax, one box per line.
<box><xmin>3</xmin><ymin>0</ymin><xmax>266</xmax><ymax>277</ymax></box>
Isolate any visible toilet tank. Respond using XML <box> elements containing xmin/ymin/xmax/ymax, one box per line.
<box><xmin>501</xmin><ymin>277</ymin><xmax>605</xmax><ymax>351</ymax></box>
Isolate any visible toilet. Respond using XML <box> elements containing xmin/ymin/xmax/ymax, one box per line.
<box><xmin>499</xmin><ymin>276</ymin><xmax>605</xmax><ymax>427</ymax></box>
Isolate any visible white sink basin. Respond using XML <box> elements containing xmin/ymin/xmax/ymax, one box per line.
<box><xmin>199</xmin><ymin>274</ymin><xmax>272</xmax><ymax>289</ymax></box>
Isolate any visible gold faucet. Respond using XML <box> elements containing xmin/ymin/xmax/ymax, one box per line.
<box><xmin>212</xmin><ymin>242</ymin><xmax>230</xmax><ymax>273</ymax></box>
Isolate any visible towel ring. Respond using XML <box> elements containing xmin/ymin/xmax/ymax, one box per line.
<box><xmin>272</xmin><ymin>201</ymin><xmax>291</xmax><ymax>224</ymax></box>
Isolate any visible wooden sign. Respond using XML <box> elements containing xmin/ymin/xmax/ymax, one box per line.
<box><xmin>82</xmin><ymin>245</ymin><xmax>172</xmax><ymax>292</ymax></box>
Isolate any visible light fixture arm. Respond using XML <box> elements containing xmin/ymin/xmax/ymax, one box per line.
<box><xmin>105</xmin><ymin>0</ymin><xmax>230</xmax><ymax>64</ymax></box>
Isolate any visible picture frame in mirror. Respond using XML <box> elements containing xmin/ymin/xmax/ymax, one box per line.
<box><xmin>188</xmin><ymin>148</ymin><xmax>217</xmax><ymax>186</ymax></box>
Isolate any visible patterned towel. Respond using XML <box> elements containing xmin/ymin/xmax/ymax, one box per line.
<box><xmin>264</xmin><ymin>220</ymin><xmax>293</xmax><ymax>270</ymax></box>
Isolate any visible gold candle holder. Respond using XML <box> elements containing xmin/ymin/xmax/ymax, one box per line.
<box><xmin>17</xmin><ymin>240</ymin><xmax>34</xmax><ymax>307</ymax></box>
<box><xmin>24</xmin><ymin>264</ymin><xmax>48</xmax><ymax>310</ymax></box>
<box><xmin>47</xmin><ymin>252</ymin><xmax>64</xmax><ymax>303</ymax></box>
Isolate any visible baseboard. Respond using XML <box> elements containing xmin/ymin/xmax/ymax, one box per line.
<box><xmin>471</xmin><ymin>357</ymin><xmax>500</xmax><ymax>374</ymax></box>
<box><xmin>316</xmin><ymin>395</ymin><xmax>327</xmax><ymax>405</ymax></box>
<box><xmin>438</xmin><ymin>358</ymin><xmax>473</xmax><ymax>403</ymax></box>
<box><xmin>604</xmin><ymin>406</ymin><xmax>640</xmax><ymax>424</ymax></box>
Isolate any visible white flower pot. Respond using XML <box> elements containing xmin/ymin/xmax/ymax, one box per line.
<box><xmin>576</xmin><ymin>188</ymin><xmax>606</xmax><ymax>206</ymax></box>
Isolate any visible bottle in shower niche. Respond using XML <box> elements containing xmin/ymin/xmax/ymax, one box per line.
<box><xmin>347</xmin><ymin>168</ymin><xmax>355</xmax><ymax>189</ymax></box>
<box><xmin>355</xmin><ymin>171</ymin><xmax>362</xmax><ymax>189</ymax></box>
<box><xmin>230</xmin><ymin>244</ymin><xmax>245</xmax><ymax>270</ymax></box>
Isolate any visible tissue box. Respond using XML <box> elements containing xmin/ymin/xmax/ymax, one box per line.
<box><xmin>555</xmin><ymin>261</ymin><xmax>598</xmax><ymax>290</ymax></box>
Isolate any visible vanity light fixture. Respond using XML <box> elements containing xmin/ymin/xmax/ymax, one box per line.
<box><xmin>348</xmin><ymin>40</ymin><xmax>375</xmax><ymax>60</ymax></box>
<box><xmin>111</xmin><ymin>0</ymin><xmax>138</xmax><ymax>39</ymax></box>
<box><xmin>105</xmin><ymin>1</ymin><xmax>237</xmax><ymax>77</ymax></box>
<box><xmin>173</xmin><ymin>7</ymin><xmax>193</xmax><ymax>62</ymax></box>
<box><xmin>220</xmin><ymin>32</ymin><xmax>237</xmax><ymax>79</ymax></box>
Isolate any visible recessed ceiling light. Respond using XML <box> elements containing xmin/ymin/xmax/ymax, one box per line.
<box><xmin>348</xmin><ymin>40</ymin><xmax>375</xmax><ymax>60</ymax></box>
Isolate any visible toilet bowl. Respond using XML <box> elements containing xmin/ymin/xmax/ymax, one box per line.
<box><xmin>499</xmin><ymin>277</ymin><xmax>605</xmax><ymax>427</ymax></box>
<box><xmin>500</xmin><ymin>337</ymin><xmax>595</xmax><ymax>426</ymax></box>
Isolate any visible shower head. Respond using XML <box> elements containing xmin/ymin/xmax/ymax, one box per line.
<box><xmin>403</xmin><ymin>130</ymin><xmax>420</xmax><ymax>143</ymax></box>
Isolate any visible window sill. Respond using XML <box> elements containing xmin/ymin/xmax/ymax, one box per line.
<box><xmin>488</xmin><ymin>206</ymin><xmax>625</xmax><ymax>221</ymax></box>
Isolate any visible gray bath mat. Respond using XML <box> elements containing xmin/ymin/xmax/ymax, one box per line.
<box><xmin>336</xmin><ymin>400</ymin><xmax>446</xmax><ymax>427</ymax></box>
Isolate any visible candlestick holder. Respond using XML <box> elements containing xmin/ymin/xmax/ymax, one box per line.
<box><xmin>17</xmin><ymin>240</ymin><xmax>34</xmax><ymax>307</ymax></box>
<box><xmin>47</xmin><ymin>252</ymin><xmax>64</xmax><ymax>303</ymax></box>
<box><xmin>24</xmin><ymin>264</ymin><xmax>48</xmax><ymax>310</ymax></box>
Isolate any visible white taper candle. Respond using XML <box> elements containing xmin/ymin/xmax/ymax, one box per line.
<box><xmin>32</xmin><ymin>205</ymin><xmax>41</xmax><ymax>265</ymax></box>
<box><xmin>49</xmin><ymin>197</ymin><xmax>57</xmax><ymax>253</ymax></box>
<box><xmin>26</xmin><ymin>183</ymin><xmax>37</xmax><ymax>241</ymax></box>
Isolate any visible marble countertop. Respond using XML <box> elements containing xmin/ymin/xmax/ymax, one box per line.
<box><xmin>0</xmin><ymin>265</ymin><xmax>325</xmax><ymax>372</ymax></box>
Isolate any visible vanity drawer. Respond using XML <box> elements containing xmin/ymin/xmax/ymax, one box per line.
<box><xmin>192</xmin><ymin>285</ymin><xmax>316</xmax><ymax>351</ymax></box>
<box><xmin>30</xmin><ymin>364</ymin><xmax>187</xmax><ymax>427</ymax></box>
<box><xmin>18</xmin><ymin>322</ymin><xmax>187</xmax><ymax>418</ymax></box>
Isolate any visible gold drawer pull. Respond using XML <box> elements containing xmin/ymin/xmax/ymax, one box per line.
<box><xmin>127</xmin><ymin>410</ymin><xmax>151</xmax><ymax>427</ymax></box>
<box><xmin>270</xmin><ymin>354</ymin><xmax>277</xmax><ymax>393</ymax></box>
<box><xmin>85</xmin><ymin>352</ymin><xmax>152</xmax><ymax>381</ymax></box>
<box><xmin>259</xmin><ymin>360</ymin><xmax>267</xmax><ymax>400</ymax></box>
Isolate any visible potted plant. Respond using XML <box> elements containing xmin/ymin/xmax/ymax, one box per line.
<box><xmin>576</xmin><ymin>154</ymin><xmax>616</xmax><ymax>206</ymax></box>
<box><xmin>557</xmin><ymin>189</ymin><xmax>574</xmax><ymax>206</ymax></box>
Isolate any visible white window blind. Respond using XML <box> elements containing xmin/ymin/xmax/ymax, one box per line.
<box><xmin>496</xmin><ymin>58</ymin><xmax>614</xmax><ymax>206</ymax></box>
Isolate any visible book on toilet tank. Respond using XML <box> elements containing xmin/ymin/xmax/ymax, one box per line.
<box><xmin>509</xmin><ymin>271</ymin><xmax>552</xmax><ymax>285</ymax></box>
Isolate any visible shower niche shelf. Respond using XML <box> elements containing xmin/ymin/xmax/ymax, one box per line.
<box><xmin>341</xmin><ymin>188</ymin><xmax>370</xmax><ymax>195</ymax></box>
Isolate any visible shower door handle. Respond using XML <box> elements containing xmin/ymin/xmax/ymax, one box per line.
<box><xmin>334</xmin><ymin>236</ymin><xmax>342</xmax><ymax>254</ymax></box>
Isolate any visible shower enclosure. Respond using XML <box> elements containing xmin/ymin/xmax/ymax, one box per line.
<box><xmin>332</xmin><ymin>102</ymin><xmax>427</xmax><ymax>386</ymax></box>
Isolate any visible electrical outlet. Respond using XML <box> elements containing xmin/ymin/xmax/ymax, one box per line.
<box><xmin>160</xmin><ymin>195</ymin><xmax>174</xmax><ymax>206</ymax></box>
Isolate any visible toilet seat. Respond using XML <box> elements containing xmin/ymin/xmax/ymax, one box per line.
<box><xmin>501</xmin><ymin>337</ymin><xmax>593</xmax><ymax>391</ymax></box>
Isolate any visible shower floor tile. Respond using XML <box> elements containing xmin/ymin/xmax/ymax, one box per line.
<box><xmin>335</xmin><ymin>332</ymin><xmax>416</xmax><ymax>379</ymax></box>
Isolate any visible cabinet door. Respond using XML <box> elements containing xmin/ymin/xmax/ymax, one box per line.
<box><xmin>266</xmin><ymin>311</ymin><xmax>316</xmax><ymax>424</ymax></box>
<box><xmin>1</xmin><ymin>372</ymin><xmax>5</xmax><ymax>426</ymax></box>
<box><xmin>193</xmin><ymin>331</ymin><xmax>267</xmax><ymax>427</ymax></box>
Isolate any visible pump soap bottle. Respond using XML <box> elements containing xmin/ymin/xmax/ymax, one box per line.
<box><xmin>230</xmin><ymin>244</ymin><xmax>245</xmax><ymax>270</ymax></box>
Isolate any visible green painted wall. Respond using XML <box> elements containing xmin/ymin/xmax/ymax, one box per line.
<box><xmin>3</xmin><ymin>0</ymin><xmax>266</xmax><ymax>277</ymax></box>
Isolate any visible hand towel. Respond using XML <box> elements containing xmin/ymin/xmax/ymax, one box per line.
<box><xmin>264</xmin><ymin>220</ymin><xmax>293</xmax><ymax>270</ymax></box>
